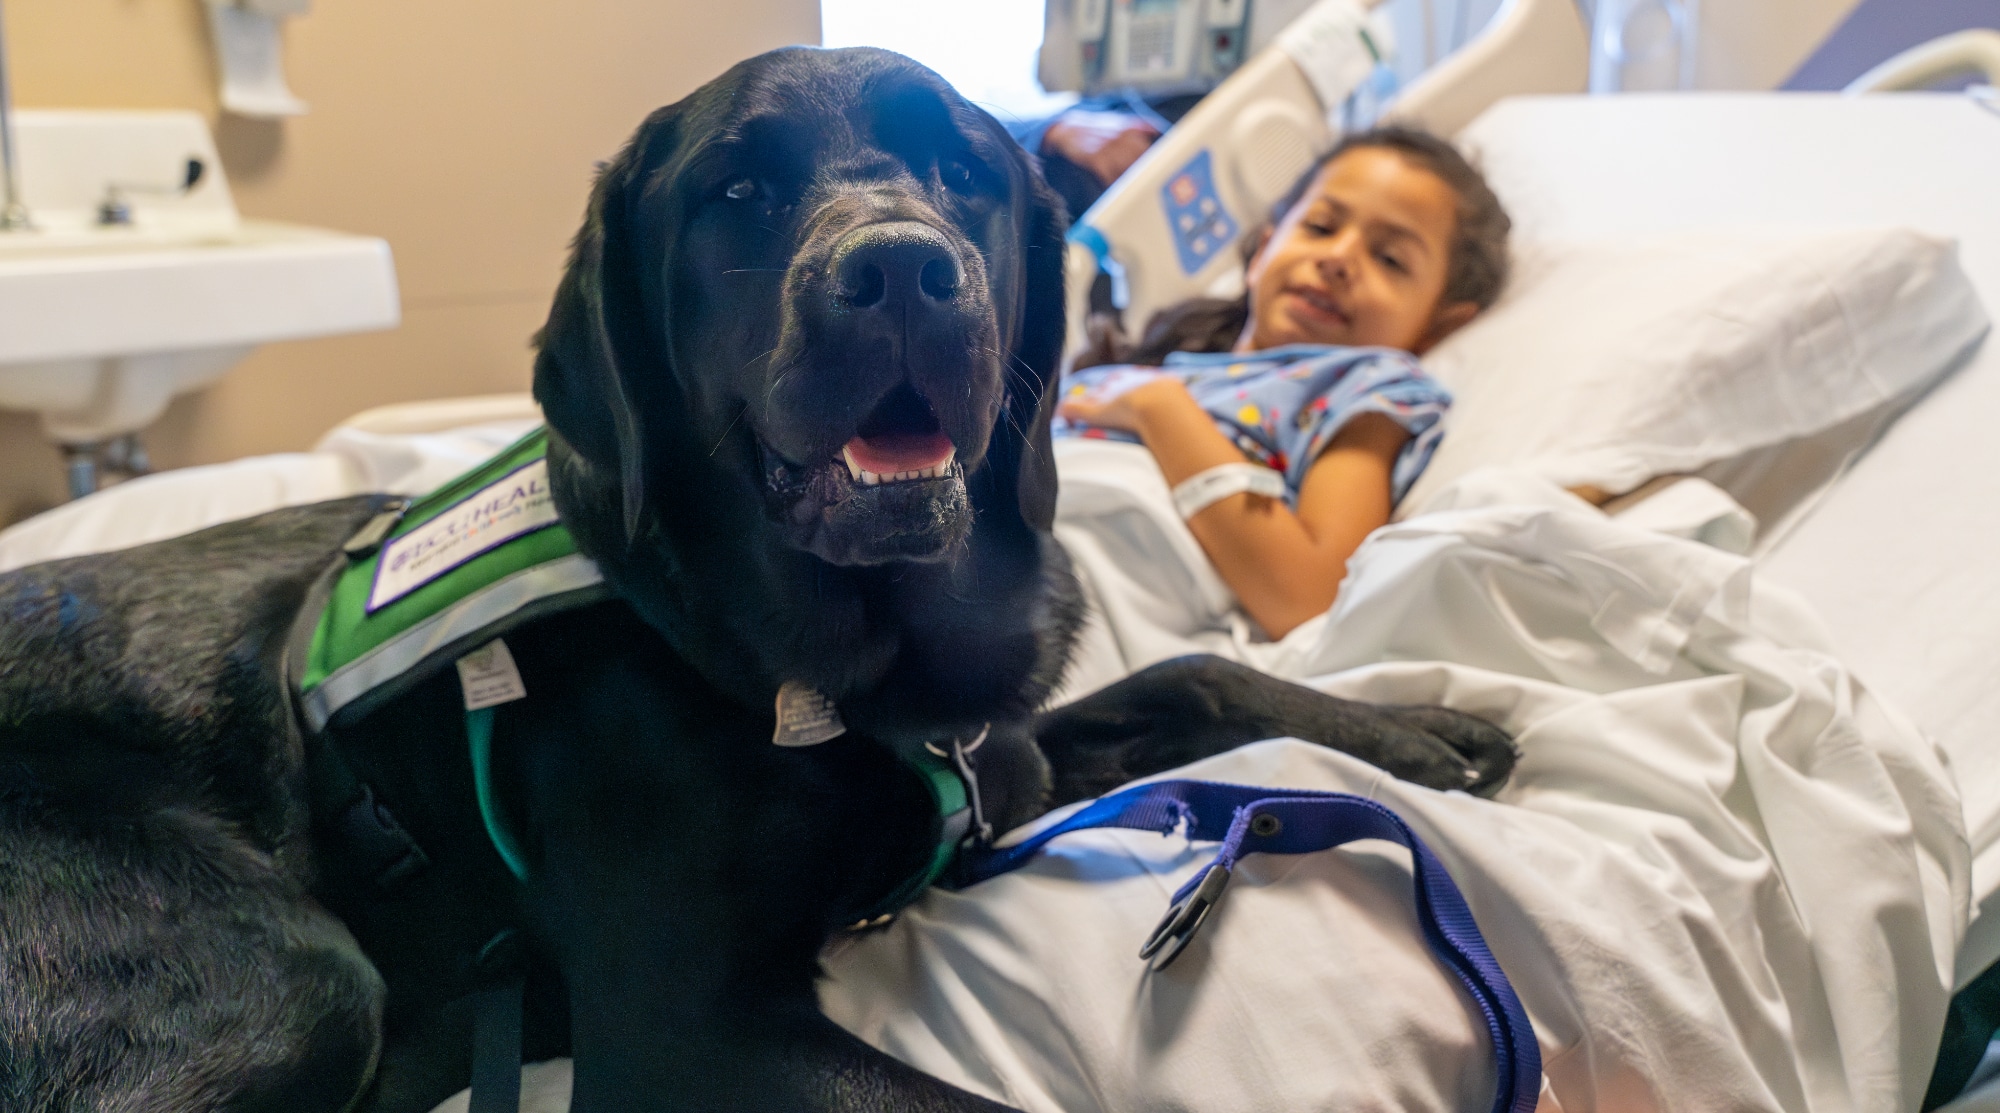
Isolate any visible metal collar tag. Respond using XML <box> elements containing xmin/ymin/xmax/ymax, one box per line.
<box><xmin>773</xmin><ymin>680</ymin><xmax>846</xmax><ymax>747</ymax></box>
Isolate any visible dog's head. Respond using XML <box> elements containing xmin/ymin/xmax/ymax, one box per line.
<box><xmin>535</xmin><ymin>47</ymin><xmax>1067</xmax><ymax>568</ymax></box>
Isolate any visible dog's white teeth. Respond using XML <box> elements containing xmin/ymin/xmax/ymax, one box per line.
<box><xmin>840</xmin><ymin>449</ymin><xmax>954</xmax><ymax>487</ymax></box>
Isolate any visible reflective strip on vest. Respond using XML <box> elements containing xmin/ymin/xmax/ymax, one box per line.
<box><xmin>303</xmin><ymin>553</ymin><xmax>607</xmax><ymax>730</ymax></box>
<box><xmin>300</xmin><ymin>426</ymin><xmax>610</xmax><ymax>730</ymax></box>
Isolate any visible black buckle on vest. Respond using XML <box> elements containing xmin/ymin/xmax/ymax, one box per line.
<box><xmin>330</xmin><ymin>781</ymin><xmax>431</xmax><ymax>892</ymax></box>
<box><xmin>341</xmin><ymin>499</ymin><xmax>412</xmax><ymax>560</ymax></box>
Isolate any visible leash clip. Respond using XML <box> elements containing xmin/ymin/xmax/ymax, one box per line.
<box><xmin>929</xmin><ymin>724</ymin><xmax>994</xmax><ymax>849</ymax></box>
<box><xmin>1139</xmin><ymin>861</ymin><xmax>1231</xmax><ymax>971</ymax></box>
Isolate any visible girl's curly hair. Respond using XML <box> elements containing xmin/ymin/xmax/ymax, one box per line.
<box><xmin>1077</xmin><ymin>124</ymin><xmax>1510</xmax><ymax>370</ymax></box>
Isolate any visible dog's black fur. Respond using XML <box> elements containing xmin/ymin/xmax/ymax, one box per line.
<box><xmin>0</xmin><ymin>47</ymin><xmax>1514</xmax><ymax>1113</ymax></box>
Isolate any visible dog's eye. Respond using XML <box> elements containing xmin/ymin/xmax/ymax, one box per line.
<box><xmin>725</xmin><ymin>179</ymin><xmax>758</xmax><ymax>201</ymax></box>
<box><xmin>941</xmin><ymin>159</ymin><xmax>974</xmax><ymax>193</ymax></box>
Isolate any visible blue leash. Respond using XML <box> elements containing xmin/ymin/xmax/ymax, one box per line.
<box><xmin>960</xmin><ymin>779</ymin><xmax>1542</xmax><ymax>1113</ymax></box>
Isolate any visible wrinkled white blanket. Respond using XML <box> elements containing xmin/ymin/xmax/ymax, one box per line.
<box><xmin>0</xmin><ymin>427</ymin><xmax>1967</xmax><ymax>1112</ymax></box>
<box><xmin>810</xmin><ymin>441</ymin><xmax>1969</xmax><ymax>1113</ymax></box>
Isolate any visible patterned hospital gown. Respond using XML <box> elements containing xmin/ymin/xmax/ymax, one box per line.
<box><xmin>1052</xmin><ymin>344</ymin><xmax>1453</xmax><ymax>507</ymax></box>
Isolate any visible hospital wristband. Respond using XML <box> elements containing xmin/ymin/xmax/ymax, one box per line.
<box><xmin>1171</xmin><ymin>463</ymin><xmax>1286</xmax><ymax>519</ymax></box>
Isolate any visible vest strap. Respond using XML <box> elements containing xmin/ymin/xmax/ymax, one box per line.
<box><xmin>465</xmin><ymin>929</ymin><xmax>527</xmax><ymax>1113</ymax></box>
<box><xmin>468</xmin><ymin>706</ymin><xmax>532</xmax><ymax>883</ymax></box>
<box><xmin>464</xmin><ymin>698</ymin><xmax>978</xmax><ymax>926</ymax></box>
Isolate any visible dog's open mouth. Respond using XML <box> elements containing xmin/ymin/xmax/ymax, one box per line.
<box><xmin>842</xmin><ymin>434</ymin><xmax>954</xmax><ymax>485</ymax></box>
<box><xmin>841</xmin><ymin>386</ymin><xmax>957</xmax><ymax>486</ymax></box>
<box><xmin>760</xmin><ymin>383</ymin><xmax>973</xmax><ymax>565</ymax></box>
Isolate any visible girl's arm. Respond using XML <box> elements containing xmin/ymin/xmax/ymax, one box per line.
<box><xmin>1058</xmin><ymin>377</ymin><xmax>1407</xmax><ymax>639</ymax></box>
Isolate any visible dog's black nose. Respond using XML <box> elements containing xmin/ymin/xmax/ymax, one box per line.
<box><xmin>833</xmin><ymin>222</ymin><xmax>961</xmax><ymax>310</ymax></box>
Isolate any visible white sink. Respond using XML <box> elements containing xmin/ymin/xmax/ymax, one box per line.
<box><xmin>0</xmin><ymin>110</ymin><xmax>398</xmax><ymax>456</ymax></box>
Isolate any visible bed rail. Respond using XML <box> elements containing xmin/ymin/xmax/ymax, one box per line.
<box><xmin>1381</xmin><ymin>0</ymin><xmax>1587</xmax><ymax>135</ymax></box>
<box><xmin>1844</xmin><ymin>28</ymin><xmax>2000</xmax><ymax>93</ymax></box>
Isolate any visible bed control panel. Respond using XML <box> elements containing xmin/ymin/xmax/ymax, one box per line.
<box><xmin>1161</xmin><ymin>148</ymin><xmax>1240</xmax><ymax>275</ymax></box>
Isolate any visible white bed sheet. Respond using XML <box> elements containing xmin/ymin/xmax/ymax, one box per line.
<box><xmin>1453</xmin><ymin>91</ymin><xmax>2000</xmax><ymax>984</ymax></box>
<box><xmin>814</xmin><ymin>465</ymin><xmax>1966</xmax><ymax>1113</ymax></box>
<box><xmin>0</xmin><ymin>419</ymin><xmax>539</xmax><ymax>573</ymax></box>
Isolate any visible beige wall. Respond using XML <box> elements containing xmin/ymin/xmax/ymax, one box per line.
<box><xmin>1386</xmin><ymin>0</ymin><xmax>1865</xmax><ymax>90</ymax></box>
<box><xmin>1696</xmin><ymin>0</ymin><xmax>1865</xmax><ymax>89</ymax></box>
<box><xmin>0</xmin><ymin>0</ymin><xmax>821</xmax><ymax>525</ymax></box>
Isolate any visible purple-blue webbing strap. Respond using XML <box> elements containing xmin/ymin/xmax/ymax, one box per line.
<box><xmin>959</xmin><ymin>779</ymin><xmax>1541</xmax><ymax>1113</ymax></box>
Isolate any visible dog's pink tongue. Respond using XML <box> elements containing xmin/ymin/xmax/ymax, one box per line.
<box><xmin>844</xmin><ymin>431</ymin><xmax>955</xmax><ymax>474</ymax></box>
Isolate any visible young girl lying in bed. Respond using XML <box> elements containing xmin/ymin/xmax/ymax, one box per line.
<box><xmin>1054</xmin><ymin>126</ymin><xmax>1511</xmax><ymax>638</ymax></box>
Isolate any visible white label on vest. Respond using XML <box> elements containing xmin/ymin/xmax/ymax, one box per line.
<box><xmin>368</xmin><ymin>459</ymin><xmax>560</xmax><ymax>613</ymax></box>
<box><xmin>774</xmin><ymin>680</ymin><xmax>846</xmax><ymax>747</ymax></box>
<box><xmin>457</xmin><ymin>638</ymin><xmax>528</xmax><ymax>710</ymax></box>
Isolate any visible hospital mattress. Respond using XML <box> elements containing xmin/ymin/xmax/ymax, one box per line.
<box><xmin>1454</xmin><ymin>91</ymin><xmax>2000</xmax><ymax>984</ymax></box>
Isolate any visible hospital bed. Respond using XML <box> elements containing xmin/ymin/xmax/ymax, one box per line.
<box><xmin>6</xmin><ymin>4</ymin><xmax>2000</xmax><ymax>1109</ymax></box>
<box><xmin>1065</xmin><ymin>0</ymin><xmax>2000</xmax><ymax>976</ymax></box>
<box><xmin>1045</xmin><ymin>3</ymin><xmax>2000</xmax><ymax>1105</ymax></box>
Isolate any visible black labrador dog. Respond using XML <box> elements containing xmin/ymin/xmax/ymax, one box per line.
<box><xmin>0</xmin><ymin>47</ymin><xmax>1512</xmax><ymax>1113</ymax></box>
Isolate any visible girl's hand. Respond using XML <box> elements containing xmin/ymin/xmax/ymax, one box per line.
<box><xmin>1056</xmin><ymin>373</ymin><xmax>1190</xmax><ymax>433</ymax></box>
<box><xmin>1041</xmin><ymin>110</ymin><xmax>1160</xmax><ymax>187</ymax></box>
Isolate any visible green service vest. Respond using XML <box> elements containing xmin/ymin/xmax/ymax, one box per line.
<box><xmin>298</xmin><ymin>427</ymin><xmax>607</xmax><ymax>732</ymax></box>
<box><xmin>295</xmin><ymin>426</ymin><xmax>969</xmax><ymax>916</ymax></box>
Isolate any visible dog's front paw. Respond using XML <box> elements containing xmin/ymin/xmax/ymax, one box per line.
<box><xmin>1364</xmin><ymin>706</ymin><xmax>1516</xmax><ymax>797</ymax></box>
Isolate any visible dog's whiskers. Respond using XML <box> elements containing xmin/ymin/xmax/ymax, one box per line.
<box><xmin>1000</xmin><ymin>362</ymin><xmax>1042</xmax><ymax>403</ymax></box>
<box><xmin>710</xmin><ymin>404</ymin><xmax>749</xmax><ymax>456</ymax></box>
<box><xmin>1009</xmin><ymin>354</ymin><xmax>1050</xmax><ymax>393</ymax></box>
<box><xmin>995</xmin><ymin>354</ymin><xmax>1047</xmax><ymax>461</ymax></box>
<box><xmin>963</xmin><ymin>343</ymin><xmax>1049</xmax><ymax>458</ymax></box>
<box><xmin>765</xmin><ymin>364</ymin><xmax>798</xmax><ymax>407</ymax></box>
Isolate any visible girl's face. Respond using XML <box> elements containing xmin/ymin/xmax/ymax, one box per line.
<box><xmin>1238</xmin><ymin>147</ymin><xmax>1478</xmax><ymax>355</ymax></box>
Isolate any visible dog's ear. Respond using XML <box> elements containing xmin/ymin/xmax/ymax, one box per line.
<box><xmin>533</xmin><ymin>107</ymin><xmax>680</xmax><ymax>542</ymax></box>
<box><xmin>993</xmin><ymin>137</ymin><xmax>1071</xmax><ymax>533</ymax></box>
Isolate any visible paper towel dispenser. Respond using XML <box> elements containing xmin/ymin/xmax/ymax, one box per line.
<box><xmin>203</xmin><ymin>0</ymin><xmax>312</xmax><ymax>119</ymax></box>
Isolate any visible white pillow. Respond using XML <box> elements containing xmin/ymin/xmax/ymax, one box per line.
<box><xmin>1398</xmin><ymin>229</ymin><xmax>1990</xmax><ymax>520</ymax></box>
